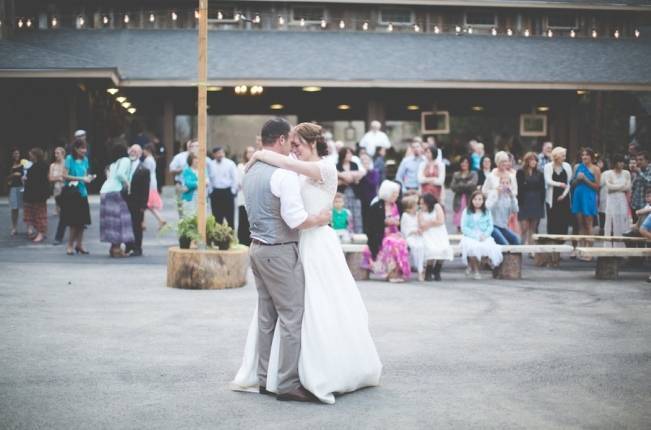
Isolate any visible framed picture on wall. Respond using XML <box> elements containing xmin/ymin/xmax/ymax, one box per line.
<box><xmin>421</xmin><ymin>111</ymin><xmax>450</xmax><ymax>134</ymax></box>
<box><xmin>520</xmin><ymin>114</ymin><xmax>548</xmax><ymax>137</ymax></box>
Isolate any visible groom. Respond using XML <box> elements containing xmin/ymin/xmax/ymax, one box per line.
<box><xmin>243</xmin><ymin>118</ymin><xmax>329</xmax><ymax>402</ymax></box>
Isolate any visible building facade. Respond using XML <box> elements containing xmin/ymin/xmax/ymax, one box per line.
<box><xmin>1</xmin><ymin>0</ymin><xmax>650</xmax><ymax>189</ymax></box>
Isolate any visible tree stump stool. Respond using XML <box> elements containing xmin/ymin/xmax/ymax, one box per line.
<box><xmin>595</xmin><ymin>257</ymin><xmax>620</xmax><ymax>280</ymax></box>
<box><xmin>345</xmin><ymin>251</ymin><xmax>369</xmax><ymax>281</ymax></box>
<box><xmin>534</xmin><ymin>238</ymin><xmax>561</xmax><ymax>267</ymax></box>
<box><xmin>494</xmin><ymin>253</ymin><xmax>522</xmax><ymax>280</ymax></box>
<box><xmin>167</xmin><ymin>247</ymin><xmax>249</xmax><ymax>289</ymax></box>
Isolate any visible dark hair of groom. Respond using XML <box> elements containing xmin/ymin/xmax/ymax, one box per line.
<box><xmin>261</xmin><ymin>118</ymin><xmax>291</xmax><ymax>146</ymax></box>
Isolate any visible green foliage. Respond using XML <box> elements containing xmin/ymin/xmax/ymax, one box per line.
<box><xmin>173</xmin><ymin>214</ymin><xmax>237</xmax><ymax>249</ymax></box>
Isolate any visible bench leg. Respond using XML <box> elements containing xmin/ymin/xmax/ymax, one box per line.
<box><xmin>595</xmin><ymin>257</ymin><xmax>620</xmax><ymax>280</ymax></box>
<box><xmin>495</xmin><ymin>253</ymin><xmax>522</xmax><ymax>280</ymax></box>
<box><xmin>533</xmin><ymin>252</ymin><xmax>561</xmax><ymax>267</ymax></box>
<box><xmin>345</xmin><ymin>252</ymin><xmax>369</xmax><ymax>281</ymax></box>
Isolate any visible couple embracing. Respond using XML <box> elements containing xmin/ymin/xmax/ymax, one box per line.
<box><xmin>230</xmin><ymin>118</ymin><xmax>382</xmax><ymax>404</ymax></box>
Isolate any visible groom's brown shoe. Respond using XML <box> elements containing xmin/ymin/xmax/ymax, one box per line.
<box><xmin>276</xmin><ymin>385</ymin><xmax>320</xmax><ymax>403</ymax></box>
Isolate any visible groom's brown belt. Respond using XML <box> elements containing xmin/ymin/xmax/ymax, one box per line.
<box><xmin>252</xmin><ymin>239</ymin><xmax>298</xmax><ymax>246</ymax></box>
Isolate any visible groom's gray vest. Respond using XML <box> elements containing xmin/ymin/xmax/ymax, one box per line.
<box><xmin>243</xmin><ymin>162</ymin><xmax>299</xmax><ymax>245</ymax></box>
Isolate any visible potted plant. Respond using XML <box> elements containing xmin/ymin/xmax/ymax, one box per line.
<box><xmin>207</xmin><ymin>217</ymin><xmax>235</xmax><ymax>250</ymax></box>
<box><xmin>177</xmin><ymin>215</ymin><xmax>200</xmax><ymax>249</ymax></box>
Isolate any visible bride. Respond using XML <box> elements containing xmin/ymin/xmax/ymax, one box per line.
<box><xmin>230</xmin><ymin>122</ymin><xmax>382</xmax><ymax>404</ymax></box>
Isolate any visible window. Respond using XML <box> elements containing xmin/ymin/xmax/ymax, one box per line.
<box><xmin>379</xmin><ymin>8</ymin><xmax>414</xmax><ymax>25</ymax></box>
<box><xmin>292</xmin><ymin>6</ymin><xmax>325</xmax><ymax>23</ymax></box>
<box><xmin>464</xmin><ymin>11</ymin><xmax>497</xmax><ymax>27</ymax></box>
<box><xmin>421</xmin><ymin>112</ymin><xmax>450</xmax><ymax>135</ymax></box>
<box><xmin>546</xmin><ymin>13</ymin><xmax>577</xmax><ymax>29</ymax></box>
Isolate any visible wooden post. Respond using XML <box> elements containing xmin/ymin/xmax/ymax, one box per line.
<box><xmin>162</xmin><ymin>99</ymin><xmax>174</xmax><ymax>185</ymax></box>
<box><xmin>197</xmin><ymin>0</ymin><xmax>208</xmax><ymax>244</ymax></box>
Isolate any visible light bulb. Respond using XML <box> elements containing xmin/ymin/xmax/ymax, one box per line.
<box><xmin>467</xmin><ymin>27</ymin><xmax>473</xmax><ymax>34</ymax></box>
<box><xmin>195</xmin><ymin>10</ymin><xmax>199</xmax><ymax>19</ymax></box>
<box><xmin>26</xmin><ymin>19</ymin><xmax>32</xmax><ymax>28</ymax></box>
<box><xmin>434</xmin><ymin>25</ymin><xmax>440</xmax><ymax>34</ymax></box>
<box><xmin>491</xmin><ymin>27</ymin><xmax>497</xmax><ymax>36</ymax></box>
<box><xmin>339</xmin><ymin>20</ymin><xmax>345</xmax><ymax>29</ymax></box>
<box><xmin>570</xmin><ymin>29</ymin><xmax>576</xmax><ymax>38</ymax></box>
<box><xmin>124</xmin><ymin>15</ymin><xmax>129</xmax><ymax>24</ymax></box>
<box><xmin>321</xmin><ymin>19</ymin><xmax>326</xmax><ymax>29</ymax></box>
<box><xmin>278</xmin><ymin>16</ymin><xmax>285</xmax><ymax>25</ymax></box>
<box><xmin>254</xmin><ymin>15</ymin><xmax>260</xmax><ymax>24</ymax></box>
<box><xmin>507</xmin><ymin>28</ymin><xmax>513</xmax><ymax>36</ymax></box>
<box><xmin>387</xmin><ymin>23</ymin><xmax>393</xmax><ymax>32</ymax></box>
<box><xmin>149</xmin><ymin>13</ymin><xmax>155</xmax><ymax>23</ymax></box>
<box><xmin>524</xmin><ymin>29</ymin><xmax>530</xmax><ymax>37</ymax></box>
<box><xmin>51</xmin><ymin>17</ymin><xmax>57</xmax><ymax>27</ymax></box>
<box><xmin>79</xmin><ymin>17</ymin><xmax>85</xmax><ymax>27</ymax></box>
<box><xmin>300</xmin><ymin>18</ymin><xmax>305</xmax><ymax>27</ymax></box>
<box><xmin>547</xmin><ymin>29</ymin><xmax>553</xmax><ymax>38</ymax></box>
<box><xmin>592</xmin><ymin>29</ymin><xmax>597</xmax><ymax>38</ymax></box>
<box><xmin>171</xmin><ymin>12</ymin><xmax>178</xmax><ymax>21</ymax></box>
<box><xmin>635</xmin><ymin>29</ymin><xmax>640</xmax><ymax>38</ymax></box>
<box><xmin>614</xmin><ymin>29</ymin><xmax>620</xmax><ymax>39</ymax></box>
<box><xmin>455</xmin><ymin>25</ymin><xmax>461</xmax><ymax>34</ymax></box>
<box><xmin>217</xmin><ymin>11</ymin><xmax>223</xmax><ymax>20</ymax></box>
<box><xmin>362</xmin><ymin>22</ymin><xmax>368</xmax><ymax>31</ymax></box>
<box><xmin>18</xmin><ymin>19</ymin><xmax>23</xmax><ymax>28</ymax></box>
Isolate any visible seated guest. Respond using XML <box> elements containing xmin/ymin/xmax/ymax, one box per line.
<box><xmin>332</xmin><ymin>192</ymin><xmax>352</xmax><ymax>243</ymax></box>
<box><xmin>419</xmin><ymin>193</ymin><xmax>454</xmax><ymax>281</ymax></box>
<box><xmin>460</xmin><ymin>191</ymin><xmax>503</xmax><ymax>280</ymax></box>
<box><xmin>487</xmin><ymin>175</ymin><xmax>521</xmax><ymax>245</ymax></box>
<box><xmin>362</xmin><ymin>180</ymin><xmax>411</xmax><ymax>282</ymax></box>
<box><xmin>639</xmin><ymin>211</ymin><xmax>651</xmax><ymax>283</ymax></box>
<box><xmin>400</xmin><ymin>195</ymin><xmax>426</xmax><ymax>281</ymax></box>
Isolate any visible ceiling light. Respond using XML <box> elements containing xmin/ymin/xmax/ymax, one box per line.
<box><xmin>434</xmin><ymin>25</ymin><xmax>440</xmax><ymax>34</ymax></box>
<box><xmin>270</xmin><ymin>104</ymin><xmax>284</xmax><ymax>110</ymax></box>
<box><xmin>106</xmin><ymin>88</ymin><xmax>119</xmax><ymax>95</ymax></box>
<box><xmin>300</xmin><ymin>18</ymin><xmax>305</xmax><ymax>27</ymax></box>
<box><xmin>591</xmin><ymin>29</ymin><xmax>597</xmax><ymax>38</ymax></box>
<box><xmin>127</xmin><ymin>108</ymin><xmax>136</xmax><ymax>114</ymax></box>
<box><xmin>302</xmin><ymin>86</ymin><xmax>322</xmax><ymax>92</ymax></box>
<box><xmin>362</xmin><ymin>22</ymin><xmax>368</xmax><ymax>31</ymax></box>
<box><xmin>171</xmin><ymin>12</ymin><xmax>178</xmax><ymax>21</ymax></box>
<box><xmin>51</xmin><ymin>17</ymin><xmax>58</xmax><ymax>27</ymax></box>
<box><xmin>122</xmin><ymin>102</ymin><xmax>132</xmax><ymax>109</ymax></box>
<box><xmin>387</xmin><ymin>23</ymin><xmax>393</xmax><ymax>32</ymax></box>
<box><xmin>337</xmin><ymin>104</ymin><xmax>351</xmax><ymax>110</ymax></box>
<box><xmin>321</xmin><ymin>19</ymin><xmax>327</xmax><ymax>29</ymax></box>
<box><xmin>407</xmin><ymin>105</ymin><xmax>419</xmax><ymax>111</ymax></box>
<box><xmin>576</xmin><ymin>90</ymin><xmax>588</xmax><ymax>95</ymax></box>
<box><xmin>208</xmin><ymin>86</ymin><xmax>223</xmax><ymax>92</ymax></box>
<box><xmin>124</xmin><ymin>14</ymin><xmax>129</xmax><ymax>24</ymax></box>
<box><xmin>116</xmin><ymin>96</ymin><xmax>127</xmax><ymax>103</ymax></box>
<box><xmin>537</xmin><ymin>106</ymin><xmax>549</xmax><ymax>112</ymax></box>
<box><xmin>491</xmin><ymin>27</ymin><xmax>497</xmax><ymax>36</ymax></box>
<box><xmin>524</xmin><ymin>29</ymin><xmax>530</xmax><ymax>37</ymax></box>
<box><xmin>339</xmin><ymin>20</ymin><xmax>345</xmax><ymax>29</ymax></box>
<box><xmin>472</xmin><ymin>106</ymin><xmax>484</xmax><ymax>111</ymax></box>
<box><xmin>547</xmin><ymin>29</ymin><xmax>553</xmax><ymax>38</ymax></box>
<box><xmin>570</xmin><ymin>29</ymin><xmax>576</xmax><ymax>38</ymax></box>
<box><xmin>149</xmin><ymin>13</ymin><xmax>155</xmax><ymax>23</ymax></box>
<box><xmin>634</xmin><ymin>29</ymin><xmax>640</xmax><ymax>38</ymax></box>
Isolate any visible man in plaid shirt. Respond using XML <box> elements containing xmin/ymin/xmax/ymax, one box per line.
<box><xmin>631</xmin><ymin>152</ymin><xmax>651</xmax><ymax>221</ymax></box>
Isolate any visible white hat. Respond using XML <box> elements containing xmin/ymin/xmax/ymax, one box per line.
<box><xmin>74</xmin><ymin>129</ymin><xmax>87</xmax><ymax>138</ymax></box>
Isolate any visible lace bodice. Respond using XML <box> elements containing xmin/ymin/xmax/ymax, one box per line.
<box><xmin>300</xmin><ymin>160</ymin><xmax>338</xmax><ymax>215</ymax></box>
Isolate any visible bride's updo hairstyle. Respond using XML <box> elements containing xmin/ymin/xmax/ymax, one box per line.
<box><xmin>293</xmin><ymin>122</ymin><xmax>328</xmax><ymax>157</ymax></box>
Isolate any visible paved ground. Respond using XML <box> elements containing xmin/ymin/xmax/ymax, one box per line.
<box><xmin>0</xmin><ymin>192</ymin><xmax>650</xmax><ymax>429</ymax></box>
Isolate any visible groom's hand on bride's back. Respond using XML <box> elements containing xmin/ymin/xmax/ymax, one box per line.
<box><xmin>317</xmin><ymin>209</ymin><xmax>331</xmax><ymax>226</ymax></box>
<box><xmin>297</xmin><ymin>209</ymin><xmax>331</xmax><ymax>230</ymax></box>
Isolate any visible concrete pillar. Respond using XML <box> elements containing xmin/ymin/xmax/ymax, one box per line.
<box><xmin>162</xmin><ymin>98</ymin><xmax>175</xmax><ymax>185</ymax></box>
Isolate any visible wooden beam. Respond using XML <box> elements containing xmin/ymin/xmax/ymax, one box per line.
<box><xmin>197</xmin><ymin>0</ymin><xmax>208</xmax><ymax>244</ymax></box>
<box><xmin>162</xmin><ymin>99</ymin><xmax>174</xmax><ymax>186</ymax></box>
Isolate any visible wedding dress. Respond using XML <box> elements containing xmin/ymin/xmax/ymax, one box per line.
<box><xmin>231</xmin><ymin>160</ymin><xmax>382</xmax><ymax>404</ymax></box>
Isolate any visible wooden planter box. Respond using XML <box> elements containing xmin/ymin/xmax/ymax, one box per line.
<box><xmin>167</xmin><ymin>246</ymin><xmax>249</xmax><ymax>289</ymax></box>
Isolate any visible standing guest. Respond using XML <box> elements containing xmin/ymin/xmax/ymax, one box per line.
<box><xmin>419</xmin><ymin>193</ymin><xmax>454</xmax><ymax>281</ymax></box>
<box><xmin>358</xmin><ymin>153</ymin><xmax>381</xmax><ymax>234</ymax></box>
<box><xmin>337</xmin><ymin>147</ymin><xmax>365</xmax><ymax>234</ymax></box>
<box><xmin>482</xmin><ymin>151</ymin><xmax>518</xmax><ymax>197</ymax></box>
<box><xmin>477</xmin><ymin>155</ymin><xmax>494</xmax><ymax>189</ymax></box>
<box><xmin>418</xmin><ymin>146</ymin><xmax>445</xmax><ymax>201</ymax></box>
<box><xmin>208</xmin><ymin>146</ymin><xmax>238</xmax><ymax>228</ymax></box>
<box><xmin>99</xmin><ymin>143</ymin><xmax>134</xmax><ymax>258</ymax></box>
<box><xmin>424</xmin><ymin>135</ymin><xmax>443</xmax><ymax>163</ymax></box>
<box><xmin>596</xmin><ymin>158</ymin><xmax>609</xmax><ymax>234</ymax></box>
<box><xmin>374</xmin><ymin>146</ymin><xmax>387</xmax><ymax>182</ymax></box>
<box><xmin>142</xmin><ymin>143</ymin><xmax>166</xmax><ymax>230</ymax></box>
<box><xmin>182</xmin><ymin>153</ymin><xmax>201</xmax><ymax>217</ymax></box>
<box><xmin>631</xmin><ymin>152</ymin><xmax>651</xmax><ymax>222</ymax></box>
<box><xmin>571</xmin><ymin>147</ymin><xmax>601</xmax><ymax>255</ymax></box>
<box><xmin>7</xmin><ymin>149</ymin><xmax>24</xmax><ymax>236</ymax></box>
<box><xmin>516</xmin><ymin>152</ymin><xmax>545</xmax><ymax>246</ymax></box>
<box><xmin>49</xmin><ymin>147</ymin><xmax>67</xmax><ymax>244</ymax></box>
<box><xmin>362</xmin><ymin>180</ymin><xmax>411</xmax><ymax>282</ymax></box>
<box><xmin>169</xmin><ymin>139</ymin><xmax>199</xmax><ymax>218</ymax></box>
<box><xmin>486</xmin><ymin>176</ymin><xmax>520</xmax><ymax>245</ymax></box>
<box><xmin>124</xmin><ymin>145</ymin><xmax>151</xmax><ymax>257</ymax></box>
<box><xmin>395</xmin><ymin>140</ymin><xmax>425</xmax><ymax>192</ymax></box>
<box><xmin>61</xmin><ymin>139</ymin><xmax>93</xmax><ymax>255</ymax></box>
<box><xmin>359</xmin><ymin>120</ymin><xmax>391</xmax><ymax>157</ymax></box>
<box><xmin>332</xmin><ymin>192</ymin><xmax>353</xmax><ymax>243</ymax></box>
<box><xmin>460</xmin><ymin>191</ymin><xmax>503</xmax><ymax>280</ymax></box>
<box><xmin>450</xmin><ymin>156</ymin><xmax>478</xmax><ymax>232</ymax></box>
<box><xmin>544</xmin><ymin>146</ymin><xmax>573</xmax><ymax>235</ymax></box>
<box><xmin>602</xmin><ymin>154</ymin><xmax>631</xmax><ymax>246</ymax></box>
<box><xmin>236</xmin><ymin>146</ymin><xmax>255</xmax><ymax>246</ymax></box>
<box><xmin>470</xmin><ymin>142</ymin><xmax>484</xmax><ymax>171</ymax></box>
<box><xmin>639</xmin><ymin>212</ymin><xmax>651</xmax><ymax>283</ymax></box>
<box><xmin>537</xmin><ymin>141</ymin><xmax>553</xmax><ymax>173</ymax></box>
<box><xmin>23</xmin><ymin>148</ymin><xmax>49</xmax><ymax>243</ymax></box>
<box><xmin>400</xmin><ymin>195</ymin><xmax>426</xmax><ymax>281</ymax></box>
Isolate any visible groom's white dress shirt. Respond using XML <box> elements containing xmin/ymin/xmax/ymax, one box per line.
<box><xmin>269</xmin><ymin>169</ymin><xmax>308</xmax><ymax>231</ymax></box>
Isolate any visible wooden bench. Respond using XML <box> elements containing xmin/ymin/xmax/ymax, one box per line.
<box><xmin>533</xmin><ymin>234</ymin><xmax>650</xmax><ymax>267</ymax></box>
<box><xmin>494</xmin><ymin>244</ymin><xmax>574</xmax><ymax>279</ymax></box>
<box><xmin>575</xmin><ymin>247</ymin><xmax>651</xmax><ymax>280</ymax></box>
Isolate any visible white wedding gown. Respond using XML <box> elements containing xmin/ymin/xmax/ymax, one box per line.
<box><xmin>230</xmin><ymin>160</ymin><xmax>382</xmax><ymax>404</ymax></box>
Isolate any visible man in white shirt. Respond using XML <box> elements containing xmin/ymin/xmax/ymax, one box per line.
<box><xmin>359</xmin><ymin>120</ymin><xmax>391</xmax><ymax>157</ymax></box>
<box><xmin>209</xmin><ymin>146</ymin><xmax>238</xmax><ymax>227</ymax></box>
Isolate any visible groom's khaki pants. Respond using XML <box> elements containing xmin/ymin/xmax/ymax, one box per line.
<box><xmin>249</xmin><ymin>241</ymin><xmax>305</xmax><ymax>394</ymax></box>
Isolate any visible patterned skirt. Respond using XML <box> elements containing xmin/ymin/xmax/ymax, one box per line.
<box><xmin>147</xmin><ymin>189</ymin><xmax>163</xmax><ymax>210</ymax></box>
<box><xmin>361</xmin><ymin>233</ymin><xmax>411</xmax><ymax>280</ymax></box>
<box><xmin>100</xmin><ymin>192</ymin><xmax>134</xmax><ymax>244</ymax></box>
<box><xmin>23</xmin><ymin>202</ymin><xmax>47</xmax><ymax>234</ymax></box>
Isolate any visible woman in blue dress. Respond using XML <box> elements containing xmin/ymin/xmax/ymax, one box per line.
<box><xmin>571</xmin><ymin>147</ymin><xmax>601</xmax><ymax>242</ymax></box>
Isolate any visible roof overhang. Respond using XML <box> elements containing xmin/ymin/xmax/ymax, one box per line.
<box><xmin>0</xmin><ymin>68</ymin><xmax>121</xmax><ymax>84</ymax></box>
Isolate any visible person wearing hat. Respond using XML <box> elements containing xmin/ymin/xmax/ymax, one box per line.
<box><xmin>208</xmin><ymin>146</ymin><xmax>237</xmax><ymax>228</ymax></box>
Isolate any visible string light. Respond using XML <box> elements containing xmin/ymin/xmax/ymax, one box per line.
<box><xmin>547</xmin><ymin>28</ymin><xmax>553</xmax><ymax>38</ymax></box>
<box><xmin>614</xmin><ymin>29</ymin><xmax>620</xmax><ymax>39</ymax></box>
<box><xmin>524</xmin><ymin>28</ymin><xmax>530</xmax><ymax>37</ymax></box>
<box><xmin>123</xmin><ymin>15</ymin><xmax>129</xmax><ymax>24</ymax></box>
<box><xmin>195</xmin><ymin>10</ymin><xmax>199</xmax><ymax>19</ymax></box>
<box><xmin>116</xmin><ymin>96</ymin><xmax>127</xmax><ymax>103</ymax></box>
<box><xmin>591</xmin><ymin>29</ymin><xmax>597</xmax><ymax>38</ymax></box>
<box><xmin>467</xmin><ymin>26</ymin><xmax>473</xmax><ymax>34</ymax></box>
<box><xmin>339</xmin><ymin>19</ymin><xmax>345</xmax><ymax>29</ymax></box>
<box><xmin>300</xmin><ymin>18</ymin><xmax>305</xmax><ymax>27</ymax></box>
<box><xmin>122</xmin><ymin>102</ymin><xmax>132</xmax><ymax>109</ymax></box>
<box><xmin>217</xmin><ymin>11</ymin><xmax>223</xmax><ymax>20</ymax></box>
<box><xmin>127</xmin><ymin>108</ymin><xmax>136</xmax><ymax>114</ymax></box>
<box><xmin>570</xmin><ymin>29</ymin><xmax>576</xmax><ymax>38</ymax></box>
<box><xmin>106</xmin><ymin>88</ymin><xmax>119</xmax><ymax>95</ymax></box>
<box><xmin>414</xmin><ymin>24</ymin><xmax>420</xmax><ymax>33</ymax></box>
<box><xmin>26</xmin><ymin>19</ymin><xmax>32</xmax><ymax>28</ymax></box>
<box><xmin>171</xmin><ymin>11</ymin><xmax>178</xmax><ymax>21</ymax></box>
<box><xmin>51</xmin><ymin>17</ymin><xmax>58</xmax><ymax>27</ymax></box>
<box><xmin>491</xmin><ymin>27</ymin><xmax>497</xmax><ymax>36</ymax></box>
<box><xmin>635</xmin><ymin>29</ymin><xmax>640</xmax><ymax>38</ymax></box>
<box><xmin>254</xmin><ymin>14</ymin><xmax>260</xmax><ymax>24</ymax></box>
<box><xmin>149</xmin><ymin>13</ymin><xmax>155</xmax><ymax>23</ymax></box>
<box><xmin>507</xmin><ymin>28</ymin><xmax>513</xmax><ymax>36</ymax></box>
<box><xmin>387</xmin><ymin>23</ymin><xmax>393</xmax><ymax>32</ymax></box>
<box><xmin>362</xmin><ymin>21</ymin><xmax>368</xmax><ymax>31</ymax></box>
<box><xmin>434</xmin><ymin>25</ymin><xmax>440</xmax><ymax>34</ymax></box>
<box><xmin>278</xmin><ymin>16</ymin><xmax>285</xmax><ymax>25</ymax></box>
<box><xmin>18</xmin><ymin>19</ymin><xmax>23</xmax><ymax>28</ymax></box>
<box><xmin>78</xmin><ymin>16</ymin><xmax>85</xmax><ymax>27</ymax></box>
<box><xmin>320</xmin><ymin>19</ymin><xmax>326</xmax><ymax>29</ymax></box>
